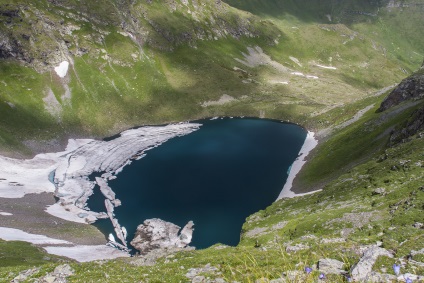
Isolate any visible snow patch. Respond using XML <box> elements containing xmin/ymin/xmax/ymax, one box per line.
<box><xmin>0</xmin><ymin>123</ymin><xmax>201</xmax><ymax>226</ymax></box>
<box><xmin>277</xmin><ymin>131</ymin><xmax>320</xmax><ymax>199</ymax></box>
<box><xmin>45</xmin><ymin>203</ymin><xmax>88</xmax><ymax>224</ymax></box>
<box><xmin>289</xmin><ymin>56</ymin><xmax>302</xmax><ymax>67</ymax></box>
<box><xmin>54</xmin><ymin>61</ymin><xmax>69</xmax><ymax>78</ymax></box>
<box><xmin>316</xmin><ymin>64</ymin><xmax>337</xmax><ymax>70</ymax></box>
<box><xmin>0</xmin><ymin>227</ymin><xmax>71</xmax><ymax>245</ymax></box>
<box><xmin>269</xmin><ymin>80</ymin><xmax>289</xmax><ymax>85</ymax></box>
<box><xmin>291</xmin><ymin>72</ymin><xmax>319</xmax><ymax>79</ymax></box>
<box><xmin>306</xmin><ymin>75</ymin><xmax>319</xmax><ymax>79</ymax></box>
<box><xmin>0</xmin><ymin>227</ymin><xmax>129</xmax><ymax>262</ymax></box>
<box><xmin>44</xmin><ymin>245</ymin><xmax>130</xmax><ymax>262</ymax></box>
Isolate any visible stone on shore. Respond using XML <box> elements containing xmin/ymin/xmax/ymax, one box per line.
<box><xmin>130</xmin><ymin>218</ymin><xmax>194</xmax><ymax>255</ymax></box>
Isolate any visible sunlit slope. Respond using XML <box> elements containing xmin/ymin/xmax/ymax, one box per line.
<box><xmin>0</xmin><ymin>0</ymin><xmax>422</xmax><ymax>157</ymax></box>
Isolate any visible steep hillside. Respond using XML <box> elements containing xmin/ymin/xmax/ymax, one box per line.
<box><xmin>297</xmin><ymin>62</ymin><xmax>424</xmax><ymax>191</ymax></box>
<box><xmin>0</xmin><ymin>0</ymin><xmax>422</xmax><ymax>158</ymax></box>
<box><xmin>0</xmin><ymin>1</ymin><xmax>423</xmax><ymax>282</ymax></box>
<box><xmin>1</xmin><ymin>69</ymin><xmax>423</xmax><ymax>282</ymax></box>
<box><xmin>0</xmin><ymin>0</ymin><xmax>279</xmax><ymax>156</ymax></box>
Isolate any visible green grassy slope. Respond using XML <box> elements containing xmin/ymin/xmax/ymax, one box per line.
<box><xmin>0</xmin><ymin>0</ymin><xmax>422</xmax><ymax>157</ymax></box>
<box><xmin>1</xmin><ymin>91</ymin><xmax>423</xmax><ymax>282</ymax></box>
<box><xmin>0</xmin><ymin>1</ymin><xmax>423</xmax><ymax>281</ymax></box>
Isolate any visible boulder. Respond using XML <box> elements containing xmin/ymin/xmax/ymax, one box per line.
<box><xmin>372</xmin><ymin>187</ymin><xmax>386</xmax><ymax>196</ymax></box>
<box><xmin>285</xmin><ymin>244</ymin><xmax>309</xmax><ymax>252</ymax></box>
<box><xmin>318</xmin><ymin>258</ymin><xmax>345</xmax><ymax>275</ymax></box>
<box><xmin>367</xmin><ymin>272</ymin><xmax>397</xmax><ymax>282</ymax></box>
<box><xmin>351</xmin><ymin>246</ymin><xmax>393</xmax><ymax>282</ymax></box>
<box><xmin>186</xmin><ymin>263</ymin><xmax>219</xmax><ymax>279</ymax></box>
<box><xmin>131</xmin><ymin>218</ymin><xmax>194</xmax><ymax>255</ymax></box>
<box><xmin>53</xmin><ymin>264</ymin><xmax>74</xmax><ymax>277</ymax></box>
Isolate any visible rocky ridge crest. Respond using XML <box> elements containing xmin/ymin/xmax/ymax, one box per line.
<box><xmin>0</xmin><ymin>0</ymin><xmax>278</xmax><ymax>72</ymax></box>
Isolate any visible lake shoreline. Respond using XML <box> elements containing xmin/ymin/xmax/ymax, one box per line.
<box><xmin>277</xmin><ymin>131</ymin><xmax>320</xmax><ymax>199</ymax></box>
<box><xmin>0</xmin><ymin>117</ymin><xmax>314</xmax><ymax>261</ymax></box>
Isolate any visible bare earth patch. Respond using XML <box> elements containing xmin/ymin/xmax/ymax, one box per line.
<box><xmin>201</xmin><ymin>94</ymin><xmax>237</xmax><ymax>107</ymax></box>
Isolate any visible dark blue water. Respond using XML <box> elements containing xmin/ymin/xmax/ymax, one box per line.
<box><xmin>88</xmin><ymin>118</ymin><xmax>306</xmax><ymax>249</ymax></box>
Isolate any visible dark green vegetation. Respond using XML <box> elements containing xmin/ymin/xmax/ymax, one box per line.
<box><xmin>0</xmin><ymin>240</ymin><xmax>67</xmax><ymax>267</ymax></box>
<box><xmin>0</xmin><ymin>0</ymin><xmax>423</xmax><ymax>282</ymax></box>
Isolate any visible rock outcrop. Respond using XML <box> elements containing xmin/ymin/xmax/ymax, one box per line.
<box><xmin>0</xmin><ymin>0</ymin><xmax>279</xmax><ymax>72</ymax></box>
<box><xmin>378</xmin><ymin>72</ymin><xmax>424</xmax><ymax>112</ymax></box>
<box><xmin>389</xmin><ymin>105</ymin><xmax>424</xmax><ymax>145</ymax></box>
<box><xmin>12</xmin><ymin>264</ymin><xmax>74</xmax><ymax>283</ymax></box>
<box><xmin>350</xmin><ymin>246</ymin><xmax>393</xmax><ymax>282</ymax></box>
<box><xmin>318</xmin><ymin>258</ymin><xmax>345</xmax><ymax>275</ymax></box>
<box><xmin>130</xmin><ymin>218</ymin><xmax>194</xmax><ymax>255</ymax></box>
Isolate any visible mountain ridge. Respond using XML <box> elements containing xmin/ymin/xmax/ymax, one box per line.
<box><xmin>0</xmin><ymin>1</ymin><xmax>423</xmax><ymax>282</ymax></box>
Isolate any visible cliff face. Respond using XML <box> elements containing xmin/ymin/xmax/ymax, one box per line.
<box><xmin>377</xmin><ymin>65</ymin><xmax>424</xmax><ymax>145</ymax></box>
<box><xmin>389</xmin><ymin>105</ymin><xmax>424</xmax><ymax>145</ymax></box>
<box><xmin>378</xmin><ymin>72</ymin><xmax>424</xmax><ymax>112</ymax></box>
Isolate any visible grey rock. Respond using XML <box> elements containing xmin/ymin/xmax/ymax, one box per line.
<box><xmin>179</xmin><ymin>220</ymin><xmax>195</xmax><ymax>245</ymax></box>
<box><xmin>318</xmin><ymin>258</ymin><xmax>345</xmax><ymax>275</ymax></box>
<box><xmin>41</xmin><ymin>276</ymin><xmax>57</xmax><ymax>283</ymax></box>
<box><xmin>372</xmin><ymin>187</ymin><xmax>386</xmax><ymax>196</ymax></box>
<box><xmin>285</xmin><ymin>244</ymin><xmax>309</xmax><ymax>252</ymax></box>
<box><xmin>367</xmin><ymin>272</ymin><xmax>397</xmax><ymax>282</ymax></box>
<box><xmin>282</xmin><ymin>270</ymin><xmax>306</xmax><ymax>281</ymax></box>
<box><xmin>53</xmin><ymin>264</ymin><xmax>74</xmax><ymax>276</ymax></box>
<box><xmin>131</xmin><ymin>218</ymin><xmax>194</xmax><ymax>255</ymax></box>
<box><xmin>130</xmin><ymin>246</ymin><xmax>191</xmax><ymax>266</ymax></box>
<box><xmin>400</xmin><ymin>273</ymin><xmax>424</xmax><ymax>281</ymax></box>
<box><xmin>321</xmin><ymin>238</ymin><xmax>346</xmax><ymax>244</ymax></box>
<box><xmin>411</xmin><ymin>248</ymin><xmax>424</xmax><ymax>256</ymax></box>
<box><xmin>413</xmin><ymin>222</ymin><xmax>423</xmax><ymax>229</ymax></box>
<box><xmin>389</xmin><ymin>105</ymin><xmax>424</xmax><ymax>146</ymax></box>
<box><xmin>351</xmin><ymin>246</ymin><xmax>393</xmax><ymax>282</ymax></box>
<box><xmin>212</xmin><ymin>279</ymin><xmax>227</xmax><ymax>283</ymax></box>
<box><xmin>11</xmin><ymin>268</ymin><xmax>40</xmax><ymax>283</ymax></box>
<box><xmin>192</xmin><ymin>276</ymin><xmax>206</xmax><ymax>283</ymax></box>
<box><xmin>32</xmin><ymin>264</ymin><xmax>74</xmax><ymax>283</ymax></box>
<box><xmin>186</xmin><ymin>263</ymin><xmax>219</xmax><ymax>279</ymax></box>
<box><xmin>379</xmin><ymin>73</ymin><xmax>424</xmax><ymax>112</ymax></box>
